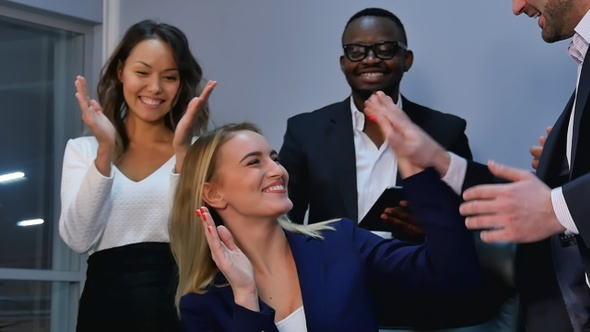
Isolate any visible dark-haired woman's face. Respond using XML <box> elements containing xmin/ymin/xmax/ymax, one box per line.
<box><xmin>118</xmin><ymin>38</ymin><xmax>180</xmax><ymax>125</ymax></box>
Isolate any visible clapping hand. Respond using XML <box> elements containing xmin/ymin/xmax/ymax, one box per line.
<box><xmin>74</xmin><ymin>76</ymin><xmax>116</xmax><ymax>147</ymax></box>
<box><xmin>75</xmin><ymin>75</ymin><xmax>116</xmax><ymax>175</ymax></box>
<box><xmin>173</xmin><ymin>81</ymin><xmax>217</xmax><ymax>172</ymax></box>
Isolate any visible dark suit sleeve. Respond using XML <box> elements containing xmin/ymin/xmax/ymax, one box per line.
<box><xmin>229</xmin><ymin>302</ymin><xmax>278</xmax><ymax>332</ymax></box>
<box><xmin>180</xmin><ymin>296</ymin><xmax>216</xmax><ymax>332</ymax></box>
<box><xmin>279</xmin><ymin>117</ymin><xmax>309</xmax><ymax>224</ymax></box>
<box><xmin>180</xmin><ymin>293</ymin><xmax>279</xmax><ymax>332</ymax></box>
<box><xmin>562</xmin><ymin>173</ymin><xmax>590</xmax><ymax>245</ymax></box>
<box><xmin>462</xmin><ymin>160</ymin><xmax>496</xmax><ymax>191</ymax></box>
<box><xmin>348</xmin><ymin>169</ymin><xmax>482</xmax><ymax>292</ymax></box>
<box><xmin>448</xmin><ymin>118</ymin><xmax>473</xmax><ymax>161</ymax></box>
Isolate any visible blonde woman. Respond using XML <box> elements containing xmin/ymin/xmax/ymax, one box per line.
<box><xmin>170</xmin><ymin>123</ymin><xmax>481</xmax><ymax>332</ymax></box>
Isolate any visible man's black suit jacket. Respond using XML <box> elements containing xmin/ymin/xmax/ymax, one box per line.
<box><xmin>463</xmin><ymin>57</ymin><xmax>590</xmax><ymax>332</ymax></box>
<box><xmin>279</xmin><ymin>95</ymin><xmax>513</xmax><ymax>329</ymax></box>
<box><xmin>279</xmin><ymin>95</ymin><xmax>472</xmax><ymax>225</ymax></box>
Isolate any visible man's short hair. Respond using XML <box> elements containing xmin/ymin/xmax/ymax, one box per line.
<box><xmin>342</xmin><ymin>8</ymin><xmax>407</xmax><ymax>45</ymax></box>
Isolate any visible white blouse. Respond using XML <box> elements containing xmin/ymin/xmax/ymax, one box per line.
<box><xmin>58</xmin><ymin>136</ymin><xmax>179</xmax><ymax>254</ymax></box>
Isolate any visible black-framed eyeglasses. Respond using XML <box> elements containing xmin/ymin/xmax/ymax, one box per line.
<box><xmin>342</xmin><ymin>41</ymin><xmax>407</xmax><ymax>62</ymax></box>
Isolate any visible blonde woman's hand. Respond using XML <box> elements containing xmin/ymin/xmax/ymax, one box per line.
<box><xmin>197</xmin><ymin>206</ymin><xmax>259</xmax><ymax>311</ymax></box>
<box><xmin>173</xmin><ymin>81</ymin><xmax>217</xmax><ymax>173</ymax></box>
<box><xmin>364</xmin><ymin>91</ymin><xmax>450</xmax><ymax>177</ymax></box>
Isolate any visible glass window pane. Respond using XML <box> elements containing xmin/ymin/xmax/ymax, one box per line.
<box><xmin>0</xmin><ymin>16</ymin><xmax>84</xmax><ymax>269</ymax></box>
<box><xmin>0</xmin><ymin>280</ymin><xmax>51</xmax><ymax>332</ymax></box>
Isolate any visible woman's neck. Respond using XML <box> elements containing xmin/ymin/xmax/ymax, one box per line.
<box><xmin>125</xmin><ymin>116</ymin><xmax>172</xmax><ymax>144</ymax></box>
<box><xmin>227</xmin><ymin>218</ymin><xmax>290</xmax><ymax>275</ymax></box>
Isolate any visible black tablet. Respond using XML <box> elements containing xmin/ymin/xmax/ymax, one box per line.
<box><xmin>358</xmin><ymin>186</ymin><xmax>407</xmax><ymax>233</ymax></box>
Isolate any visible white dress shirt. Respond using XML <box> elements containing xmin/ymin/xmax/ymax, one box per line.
<box><xmin>351</xmin><ymin>95</ymin><xmax>402</xmax><ymax>238</ymax></box>
<box><xmin>550</xmin><ymin>10</ymin><xmax>590</xmax><ymax>234</ymax></box>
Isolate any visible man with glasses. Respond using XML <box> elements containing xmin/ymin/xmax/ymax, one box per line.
<box><xmin>278</xmin><ymin>7</ymin><xmax>514</xmax><ymax>331</ymax></box>
<box><xmin>280</xmin><ymin>7</ymin><xmax>472</xmax><ymax>235</ymax></box>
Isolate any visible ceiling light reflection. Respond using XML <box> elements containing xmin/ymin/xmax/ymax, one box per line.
<box><xmin>16</xmin><ymin>218</ymin><xmax>44</xmax><ymax>227</ymax></box>
<box><xmin>0</xmin><ymin>171</ymin><xmax>25</xmax><ymax>183</ymax></box>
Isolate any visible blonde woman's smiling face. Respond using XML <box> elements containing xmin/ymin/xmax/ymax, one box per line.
<box><xmin>210</xmin><ymin>130</ymin><xmax>293</xmax><ymax>220</ymax></box>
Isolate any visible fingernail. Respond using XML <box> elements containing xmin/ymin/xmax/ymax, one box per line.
<box><xmin>195</xmin><ymin>210</ymin><xmax>201</xmax><ymax>217</ymax></box>
<box><xmin>367</xmin><ymin>115</ymin><xmax>376</xmax><ymax>122</ymax></box>
<box><xmin>207</xmin><ymin>226</ymin><xmax>212</xmax><ymax>234</ymax></box>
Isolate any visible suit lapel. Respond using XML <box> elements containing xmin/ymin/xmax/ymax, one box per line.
<box><xmin>571</xmin><ymin>61</ymin><xmax>590</xmax><ymax>177</ymax></box>
<box><xmin>536</xmin><ymin>92</ymin><xmax>574</xmax><ymax>186</ymax></box>
<box><xmin>401</xmin><ymin>95</ymin><xmax>420</xmax><ymax>125</ymax></box>
<box><xmin>398</xmin><ymin>96</ymin><xmax>421</xmax><ymax>184</ymax></box>
<box><xmin>401</xmin><ymin>95</ymin><xmax>448</xmax><ymax>146</ymax></box>
<box><xmin>286</xmin><ymin>231</ymin><xmax>327</xmax><ymax>330</ymax></box>
<box><xmin>325</xmin><ymin>99</ymin><xmax>358</xmax><ymax>220</ymax></box>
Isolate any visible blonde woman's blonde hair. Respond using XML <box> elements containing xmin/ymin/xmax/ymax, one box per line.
<box><xmin>169</xmin><ymin>122</ymin><xmax>335</xmax><ymax>311</ymax></box>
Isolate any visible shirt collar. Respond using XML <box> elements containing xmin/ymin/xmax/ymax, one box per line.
<box><xmin>568</xmin><ymin>9</ymin><xmax>590</xmax><ymax>64</ymax></box>
<box><xmin>350</xmin><ymin>94</ymin><xmax>403</xmax><ymax>131</ymax></box>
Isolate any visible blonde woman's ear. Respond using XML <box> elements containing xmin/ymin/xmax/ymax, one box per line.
<box><xmin>202</xmin><ymin>182</ymin><xmax>227</xmax><ymax>209</ymax></box>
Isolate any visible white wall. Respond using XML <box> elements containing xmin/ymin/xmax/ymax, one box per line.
<box><xmin>115</xmin><ymin>0</ymin><xmax>575</xmax><ymax>169</ymax></box>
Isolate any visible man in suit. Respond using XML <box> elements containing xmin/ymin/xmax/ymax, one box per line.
<box><xmin>279</xmin><ymin>7</ymin><xmax>514</xmax><ymax>331</ymax></box>
<box><xmin>363</xmin><ymin>0</ymin><xmax>590</xmax><ymax>330</ymax></box>
<box><xmin>279</xmin><ymin>8</ymin><xmax>471</xmax><ymax>228</ymax></box>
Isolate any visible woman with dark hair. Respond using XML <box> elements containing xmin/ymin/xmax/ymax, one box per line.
<box><xmin>58</xmin><ymin>19</ymin><xmax>215</xmax><ymax>331</ymax></box>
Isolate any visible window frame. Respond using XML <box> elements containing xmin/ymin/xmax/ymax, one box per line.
<box><xmin>0</xmin><ymin>4</ymin><xmax>101</xmax><ymax>331</ymax></box>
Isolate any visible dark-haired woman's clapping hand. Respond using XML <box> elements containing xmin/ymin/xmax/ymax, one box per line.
<box><xmin>74</xmin><ymin>75</ymin><xmax>116</xmax><ymax>176</ymax></box>
<box><xmin>173</xmin><ymin>80</ymin><xmax>217</xmax><ymax>173</ymax></box>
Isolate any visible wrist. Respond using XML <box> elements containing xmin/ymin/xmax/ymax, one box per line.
<box><xmin>233</xmin><ymin>289</ymin><xmax>259</xmax><ymax>312</ymax></box>
<box><xmin>97</xmin><ymin>142</ymin><xmax>115</xmax><ymax>156</ymax></box>
<box><xmin>95</xmin><ymin>144</ymin><xmax>114</xmax><ymax>176</ymax></box>
<box><xmin>433</xmin><ymin>150</ymin><xmax>451</xmax><ymax>178</ymax></box>
<box><xmin>174</xmin><ymin>149</ymin><xmax>188</xmax><ymax>174</ymax></box>
<box><xmin>398</xmin><ymin>158</ymin><xmax>423</xmax><ymax>179</ymax></box>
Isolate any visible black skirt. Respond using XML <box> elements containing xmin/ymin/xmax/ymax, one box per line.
<box><xmin>76</xmin><ymin>242</ymin><xmax>183</xmax><ymax>332</ymax></box>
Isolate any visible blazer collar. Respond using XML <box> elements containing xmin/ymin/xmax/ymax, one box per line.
<box><xmin>325</xmin><ymin>99</ymin><xmax>358</xmax><ymax>219</ymax></box>
<box><xmin>285</xmin><ymin>230</ymin><xmax>327</xmax><ymax>330</ymax></box>
<box><xmin>400</xmin><ymin>95</ymin><xmax>420</xmax><ymax>124</ymax></box>
<box><xmin>536</xmin><ymin>92</ymin><xmax>574</xmax><ymax>184</ymax></box>
<box><xmin>210</xmin><ymin>231</ymin><xmax>328</xmax><ymax>330</ymax></box>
